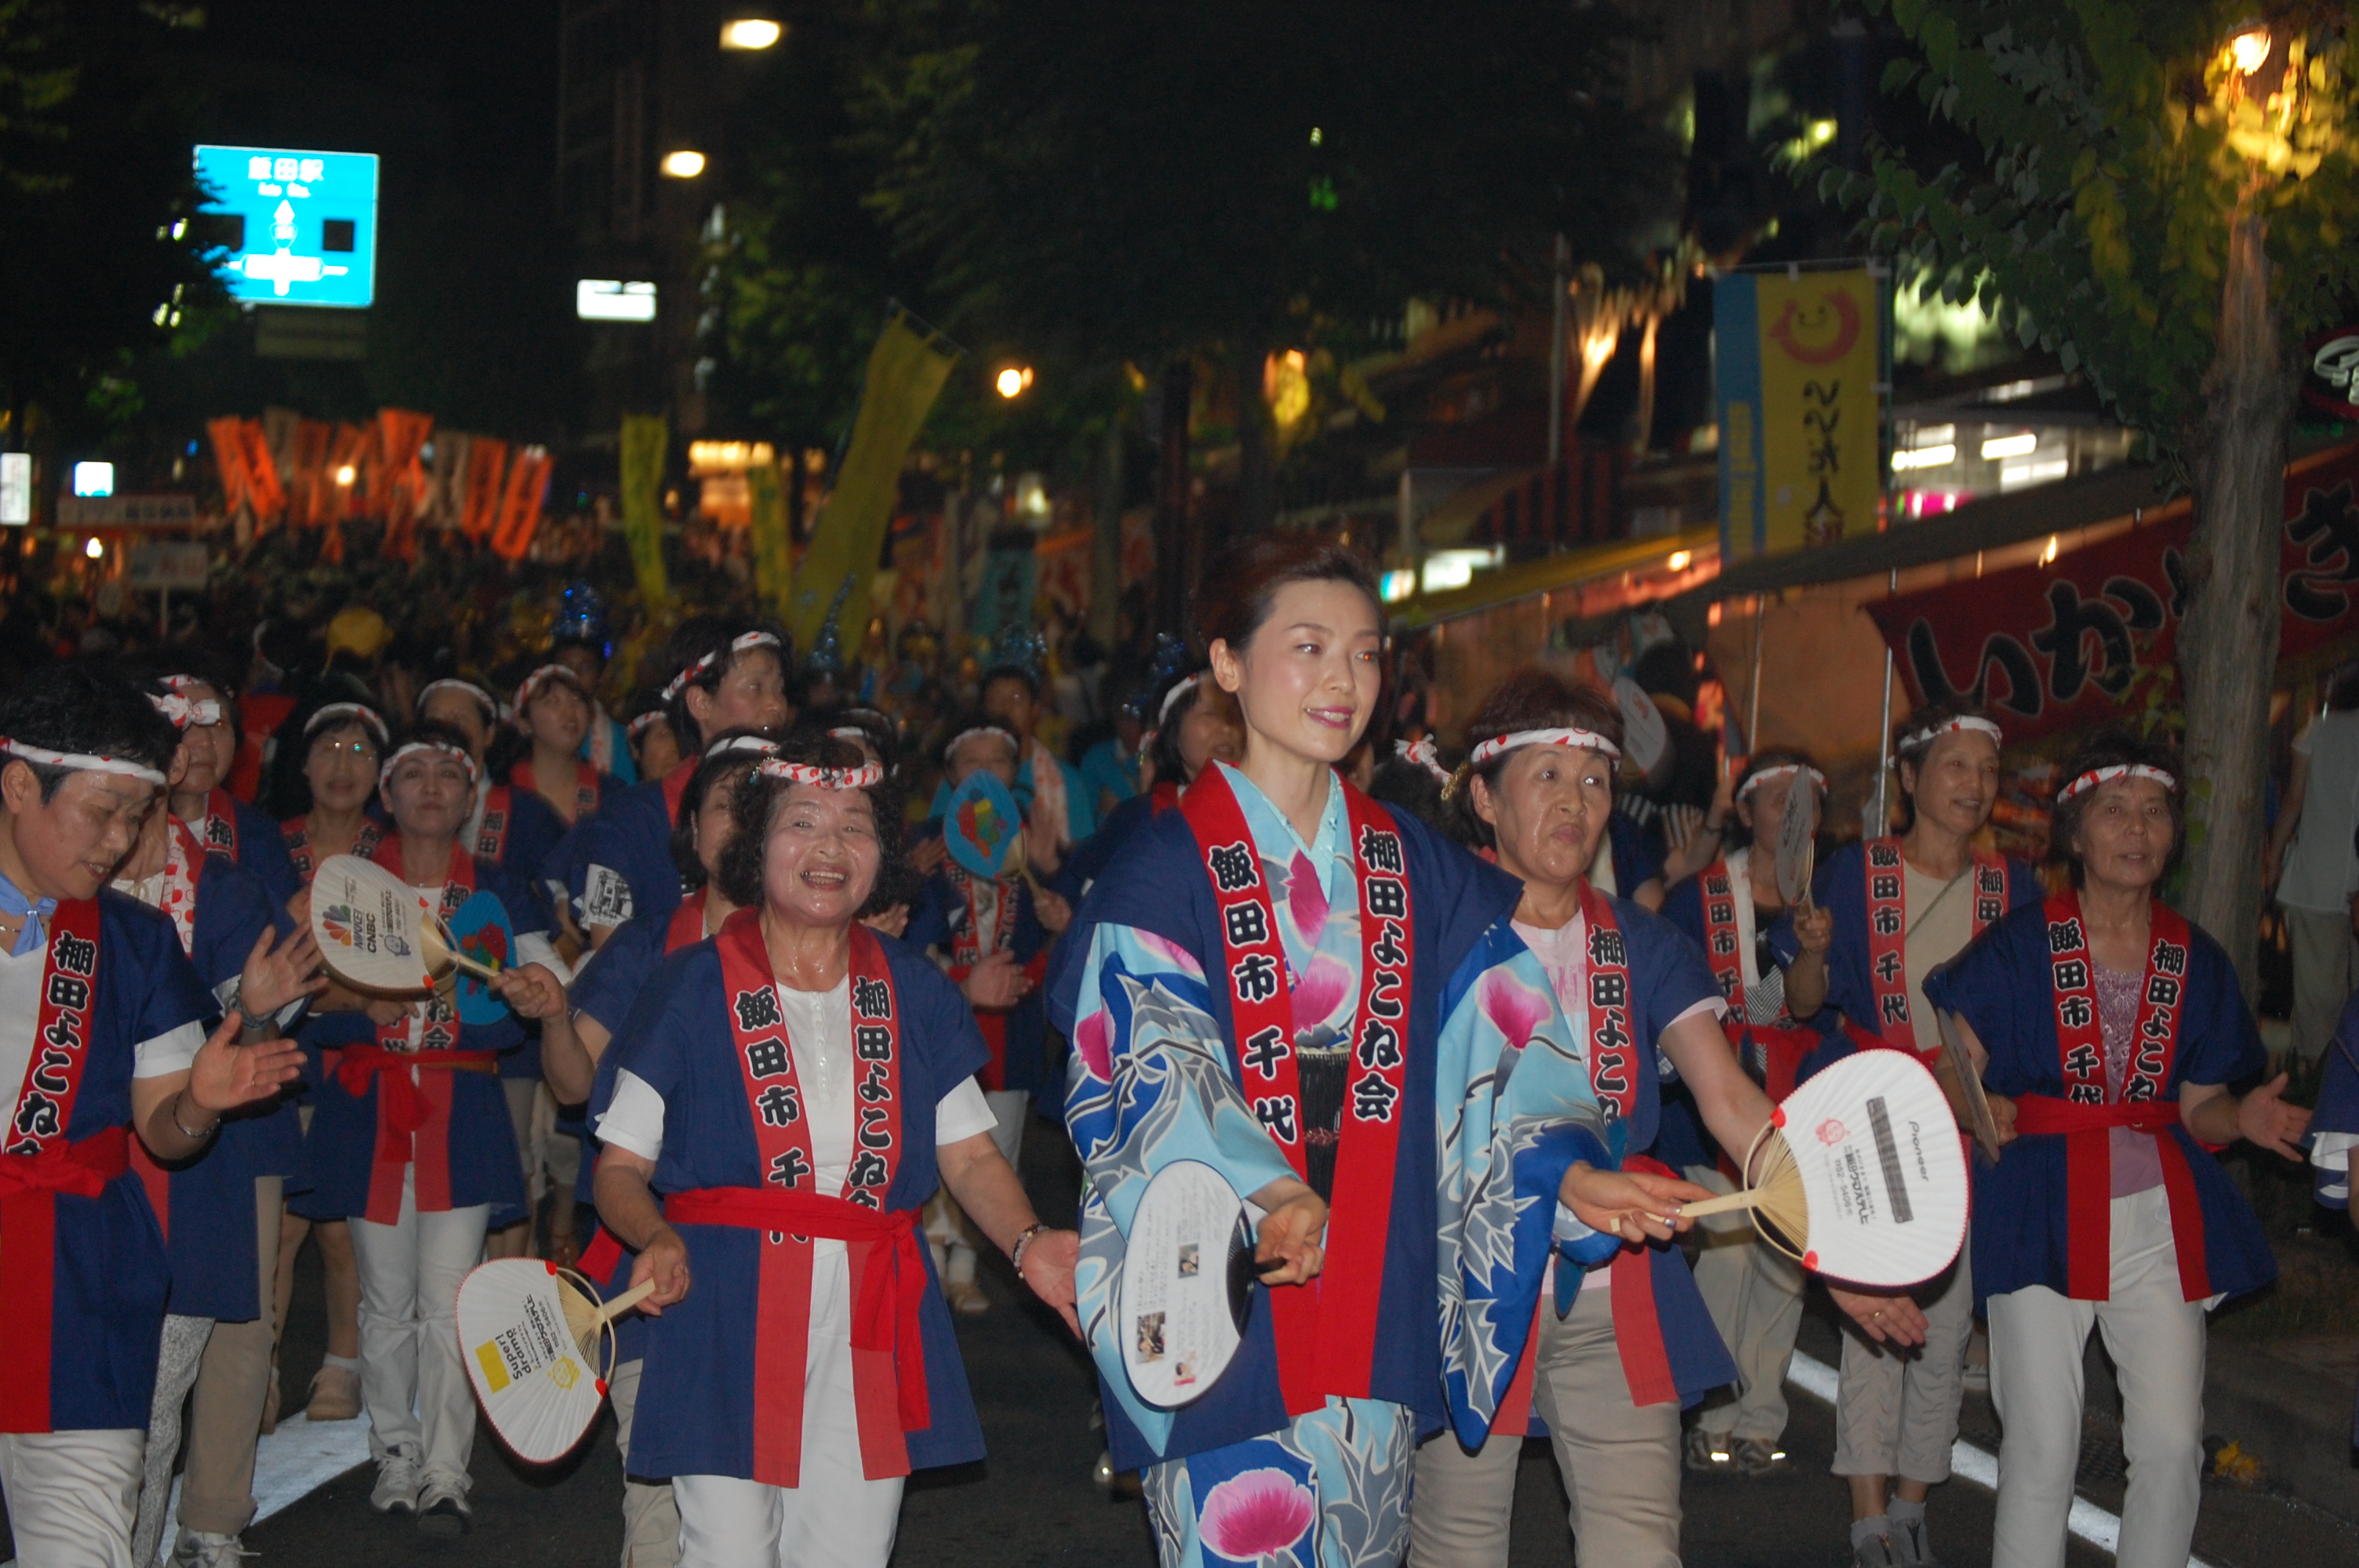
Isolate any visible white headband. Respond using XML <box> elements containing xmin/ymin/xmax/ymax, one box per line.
<box><xmin>627</xmin><ymin>710</ymin><xmax>666</xmax><ymax>739</ymax></box>
<box><xmin>304</xmin><ymin>702</ymin><xmax>388</xmax><ymax>745</ymax></box>
<box><xmin>149</xmin><ymin>692</ymin><xmax>222</xmax><ymax>732</ymax></box>
<box><xmin>1394</xmin><ymin>736</ymin><xmax>1450</xmax><ymax>783</ymax></box>
<box><xmin>703</xmin><ymin>734</ymin><xmax>780</xmax><ymax>761</ymax></box>
<box><xmin>416</xmin><ymin>679</ymin><xmax>499</xmax><ymax>724</ymax></box>
<box><xmin>1737</xmin><ymin>763</ymin><xmax>1826</xmax><ymax>800</ymax></box>
<box><xmin>1157</xmin><ymin>674</ymin><xmax>1204</xmax><ymax>728</ymax></box>
<box><xmin>828</xmin><ymin>726</ymin><xmax>869</xmax><ymax>742</ymax></box>
<box><xmin>1896</xmin><ymin>715</ymin><xmax>2004</xmax><ymax>753</ymax></box>
<box><xmin>160</xmin><ymin>673</ymin><xmax>220</xmax><ymax>707</ymax></box>
<box><xmin>944</xmin><ymin>724</ymin><xmax>1020</xmax><ymax>763</ymax></box>
<box><xmin>2056</xmin><ymin>763</ymin><xmax>2179</xmax><ymax>804</ymax></box>
<box><xmin>1467</xmin><ymin>727</ymin><xmax>1623</xmax><ymax>766</ymax></box>
<box><xmin>379</xmin><ymin>740</ymin><xmax>479</xmax><ymax>788</ymax></box>
<box><xmin>513</xmin><ymin>664</ymin><xmax>587</xmax><ymax>715</ymax></box>
<box><xmin>0</xmin><ymin>738</ymin><xmax>166</xmax><ymax>787</ymax></box>
<box><xmin>758</xmin><ymin>757</ymin><xmax>884</xmax><ymax>791</ymax></box>
<box><xmin>661</xmin><ymin>631</ymin><xmax>781</xmax><ymax>703</ymax></box>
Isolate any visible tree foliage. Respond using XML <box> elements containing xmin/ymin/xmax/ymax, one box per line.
<box><xmin>1824</xmin><ymin>0</ymin><xmax>2359</xmax><ymax>439</ymax></box>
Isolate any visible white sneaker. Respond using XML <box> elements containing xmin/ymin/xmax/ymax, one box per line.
<box><xmin>167</xmin><ymin>1530</ymin><xmax>250</xmax><ymax>1568</ymax></box>
<box><xmin>369</xmin><ymin>1453</ymin><xmax>420</xmax><ymax>1515</ymax></box>
<box><xmin>416</xmin><ymin>1476</ymin><xmax>473</xmax><ymax>1537</ymax></box>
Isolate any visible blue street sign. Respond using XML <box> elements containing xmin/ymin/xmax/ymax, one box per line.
<box><xmin>193</xmin><ymin>144</ymin><xmax>379</xmax><ymax>309</ymax></box>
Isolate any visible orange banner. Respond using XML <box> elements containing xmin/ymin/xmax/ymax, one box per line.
<box><xmin>461</xmin><ymin>437</ymin><xmax>508</xmax><ymax>542</ymax></box>
<box><xmin>489</xmin><ymin>446</ymin><xmax>551</xmax><ymax>561</ymax></box>
<box><xmin>377</xmin><ymin>408</ymin><xmax>434</xmax><ymax>562</ymax></box>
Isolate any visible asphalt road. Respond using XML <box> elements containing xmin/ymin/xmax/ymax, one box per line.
<box><xmin>13</xmin><ymin>1116</ymin><xmax>2350</xmax><ymax>1567</ymax></box>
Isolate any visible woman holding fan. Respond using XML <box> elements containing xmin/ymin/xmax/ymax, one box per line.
<box><xmin>1928</xmin><ymin>731</ymin><xmax>2304</xmax><ymax>1568</ymax></box>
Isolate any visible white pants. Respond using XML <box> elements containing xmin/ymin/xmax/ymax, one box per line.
<box><xmin>350</xmin><ymin>1171</ymin><xmax>488</xmax><ymax>1488</ymax></box>
<box><xmin>1986</xmin><ymin>1188</ymin><xmax>2207</xmax><ymax>1568</ymax></box>
<box><xmin>0</xmin><ymin>1428</ymin><xmax>144</xmax><ymax>1568</ymax></box>
<box><xmin>1688</xmin><ymin>1163</ymin><xmax>1805</xmax><ymax>1445</ymax></box>
<box><xmin>1834</xmin><ymin>1229</ymin><xmax>1973</xmax><ymax>1483</ymax></box>
<box><xmin>608</xmin><ymin>1356</ymin><xmax>679</xmax><ymax>1568</ymax></box>
<box><xmin>671</xmin><ymin>1247</ymin><xmax>903</xmax><ymax>1568</ymax></box>
<box><xmin>983</xmin><ymin>1088</ymin><xmax>1028</xmax><ymax>1169</ymax></box>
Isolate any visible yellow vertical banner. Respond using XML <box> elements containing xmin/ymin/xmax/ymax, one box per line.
<box><xmin>620</xmin><ymin>415</ymin><xmax>670</xmax><ymax>606</ymax></box>
<box><xmin>748</xmin><ymin>459</ymin><xmax>793</xmax><ymax>623</ymax></box>
<box><xmin>789</xmin><ymin>311</ymin><xmax>960</xmax><ymax>655</ymax></box>
<box><xmin>1745</xmin><ymin>267</ymin><xmax>1885</xmax><ymax>557</ymax></box>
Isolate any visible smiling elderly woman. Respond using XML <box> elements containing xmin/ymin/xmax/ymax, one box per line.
<box><xmin>1927</xmin><ymin>731</ymin><xmax>2306</xmax><ymax>1568</ymax></box>
<box><xmin>591</xmin><ymin>733</ymin><xmax>1078</xmax><ymax>1568</ymax></box>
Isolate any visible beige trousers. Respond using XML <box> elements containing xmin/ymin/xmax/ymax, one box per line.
<box><xmin>608</xmin><ymin>1356</ymin><xmax>681</xmax><ymax>1568</ymax></box>
<box><xmin>1833</xmin><ymin>1236</ymin><xmax>1973</xmax><ymax>1483</ymax></box>
<box><xmin>1687</xmin><ymin>1163</ymin><xmax>1805</xmax><ymax>1445</ymax></box>
<box><xmin>1986</xmin><ymin>1189</ymin><xmax>2207</xmax><ymax>1568</ymax></box>
<box><xmin>180</xmin><ymin>1174</ymin><xmax>285</xmax><ymax>1535</ymax></box>
<box><xmin>2286</xmin><ymin>905</ymin><xmax>2358</xmax><ymax>1062</ymax></box>
<box><xmin>1408</xmin><ymin>1281</ymin><xmax>1682</xmax><ymax>1568</ymax></box>
<box><xmin>0</xmin><ymin>1428</ymin><xmax>145</xmax><ymax>1568</ymax></box>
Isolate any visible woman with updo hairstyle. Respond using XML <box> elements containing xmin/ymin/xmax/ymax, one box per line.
<box><xmin>1413</xmin><ymin>679</ymin><xmax>1893</xmax><ymax>1568</ymax></box>
<box><xmin>591</xmin><ymin>731</ymin><xmax>1076</xmax><ymax>1567</ymax></box>
<box><xmin>1049</xmin><ymin>541</ymin><xmax>1675</xmax><ymax>1568</ymax></box>
<box><xmin>1774</xmin><ymin>699</ymin><xmax>2045</xmax><ymax>1568</ymax></box>
<box><xmin>1928</xmin><ymin>731</ymin><xmax>2303</xmax><ymax>1568</ymax></box>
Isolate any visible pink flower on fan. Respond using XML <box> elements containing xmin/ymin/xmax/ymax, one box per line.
<box><xmin>1074</xmin><ymin>1009</ymin><xmax>1112</xmax><ymax>1081</ymax></box>
<box><xmin>1290</xmin><ymin>953</ymin><xmax>1353</xmax><ymax>1035</ymax></box>
<box><xmin>1199</xmin><ymin>1467</ymin><xmax>1315</xmax><ymax>1565</ymax></box>
<box><xmin>1285</xmin><ymin>851</ymin><xmax>1329</xmax><ymax>945</ymax></box>
<box><xmin>1479</xmin><ymin>968</ymin><xmax>1555</xmax><ymax>1052</ymax></box>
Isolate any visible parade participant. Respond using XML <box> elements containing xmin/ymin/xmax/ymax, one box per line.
<box><xmin>627</xmin><ymin>700</ymin><xmax>682</xmax><ymax>783</ymax></box>
<box><xmin>1927</xmin><ymin>731</ymin><xmax>2304</xmax><ymax>1568</ymax></box>
<box><xmin>1413</xmin><ymin>684</ymin><xmax>1908</xmax><ymax>1568</ymax></box>
<box><xmin>1056</xmin><ymin>673</ymin><xmax>1244</xmax><ymax>899</ymax></box>
<box><xmin>274</xmin><ymin>701</ymin><xmax>391</xmax><ymax>1427</ymax></box>
<box><xmin>135</xmin><ymin>666</ymin><xmax>303</xmax><ymax>913</ymax></box>
<box><xmin>302</xmin><ymin>721</ymin><xmax>570</xmax><ymax>1535</ymax></box>
<box><xmin>1659</xmin><ymin>748</ymin><xmax>1834</xmax><ymax>1476</ymax></box>
<box><xmin>1777</xmin><ymin>702</ymin><xmax>2043</xmax><ymax>1568</ymax></box>
<box><xmin>980</xmin><ymin>651</ymin><xmax>1092</xmax><ymax>871</ymax></box>
<box><xmin>591</xmin><ymin>735</ymin><xmax>1081</xmax><ymax>1568</ymax></box>
<box><xmin>413</xmin><ymin>677</ymin><xmax>501</xmax><ymax>855</ymax></box>
<box><xmin>115</xmin><ymin>687</ymin><xmax>324</xmax><ymax>1568</ymax></box>
<box><xmin>1049</xmin><ymin>537</ymin><xmax>1686</xmax><ymax>1568</ymax></box>
<box><xmin>552</xmin><ymin>625</ymin><xmax>640</xmax><ymax>786</ymax></box>
<box><xmin>568</xmin><ymin>619</ymin><xmax>792</xmax><ymax>944</ymax></box>
<box><xmin>0</xmin><ymin>662</ymin><xmax>302</xmax><ymax>1566</ymax></box>
<box><xmin>541</xmin><ymin>730</ymin><xmax>776</xmax><ymax>1568</ymax></box>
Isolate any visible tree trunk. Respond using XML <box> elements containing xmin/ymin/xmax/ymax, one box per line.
<box><xmin>1153</xmin><ymin>358</ymin><xmax>1193</xmax><ymax>639</ymax></box>
<box><xmin>2177</xmin><ymin>215</ymin><xmax>2295</xmax><ymax>997</ymax></box>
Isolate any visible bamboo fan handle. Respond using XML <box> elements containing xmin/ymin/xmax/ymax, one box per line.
<box><xmin>596</xmin><ymin>1279</ymin><xmax>656</xmax><ymax>1323</ymax></box>
<box><xmin>1677</xmin><ymin>1189</ymin><xmax>1763</xmax><ymax>1219</ymax></box>
<box><xmin>427</xmin><ymin>919</ymin><xmax>503</xmax><ymax>984</ymax></box>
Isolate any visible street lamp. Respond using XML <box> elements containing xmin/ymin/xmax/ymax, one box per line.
<box><xmin>2229</xmin><ymin>27</ymin><xmax>2272</xmax><ymax>76</ymax></box>
<box><xmin>995</xmin><ymin>365</ymin><xmax>1033</xmax><ymax>398</ymax></box>
<box><xmin>721</xmin><ymin>17</ymin><xmax>783</xmax><ymax>50</ymax></box>
<box><xmin>660</xmin><ymin>150</ymin><xmax>707</xmax><ymax>179</ymax></box>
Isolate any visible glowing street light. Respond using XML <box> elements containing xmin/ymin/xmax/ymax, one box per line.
<box><xmin>660</xmin><ymin>150</ymin><xmax>707</xmax><ymax>179</ymax></box>
<box><xmin>722</xmin><ymin>17</ymin><xmax>783</xmax><ymax>49</ymax></box>
<box><xmin>84</xmin><ymin>536</ymin><xmax>104</xmax><ymax>560</ymax></box>
<box><xmin>334</xmin><ymin>464</ymin><xmax>357</xmax><ymax>486</ymax></box>
<box><xmin>995</xmin><ymin>365</ymin><xmax>1033</xmax><ymax>399</ymax></box>
<box><xmin>2230</xmin><ymin>27</ymin><xmax>2273</xmax><ymax>76</ymax></box>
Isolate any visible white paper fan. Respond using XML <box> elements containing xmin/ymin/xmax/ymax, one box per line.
<box><xmin>457</xmin><ymin>1258</ymin><xmax>652</xmax><ymax>1464</ymax></box>
<box><xmin>1612</xmin><ymin>677</ymin><xmax>1670</xmax><ymax>776</ymax></box>
<box><xmin>1681</xmin><ymin>1050</ymin><xmax>1968</xmax><ymax>1288</ymax></box>
<box><xmin>1118</xmin><ymin>1160</ymin><xmax>1256</xmax><ymax>1409</ymax></box>
<box><xmin>310</xmin><ymin>854</ymin><xmax>438</xmax><ymax>993</ymax></box>
<box><xmin>1773</xmin><ymin>771</ymin><xmax>1820</xmax><ymax>906</ymax></box>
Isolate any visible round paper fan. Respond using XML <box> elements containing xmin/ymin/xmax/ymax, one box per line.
<box><xmin>1682</xmin><ymin>1049</ymin><xmax>1967</xmax><ymax>1289</ymax></box>
<box><xmin>309</xmin><ymin>854</ymin><xmax>437</xmax><ymax>993</ymax></box>
<box><xmin>1118</xmin><ymin>1160</ymin><xmax>1255</xmax><ymax>1410</ymax></box>
<box><xmin>457</xmin><ymin>1258</ymin><xmax>652</xmax><ymax>1465</ymax></box>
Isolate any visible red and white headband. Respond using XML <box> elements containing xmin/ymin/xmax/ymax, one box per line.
<box><xmin>627</xmin><ymin>710</ymin><xmax>666</xmax><ymax>740</ymax></box>
<box><xmin>1394</xmin><ymin>736</ymin><xmax>1450</xmax><ymax>783</ymax></box>
<box><xmin>417</xmin><ymin>679</ymin><xmax>500</xmax><ymax>724</ymax></box>
<box><xmin>1467</xmin><ymin>727</ymin><xmax>1623</xmax><ymax>766</ymax></box>
<box><xmin>2056</xmin><ymin>763</ymin><xmax>2178</xmax><ymax>804</ymax></box>
<box><xmin>758</xmin><ymin>757</ymin><xmax>883</xmax><ymax>791</ymax></box>
<box><xmin>304</xmin><ymin>702</ymin><xmax>389</xmax><ymax>746</ymax></box>
<box><xmin>704</xmin><ymin>734</ymin><xmax>780</xmax><ymax>761</ymax></box>
<box><xmin>661</xmin><ymin>631</ymin><xmax>781</xmax><ymax>703</ymax></box>
<box><xmin>160</xmin><ymin>673</ymin><xmax>222</xmax><ymax>710</ymax></box>
<box><xmin>1738</xmin><ymin>762</ymin><xmax>1826</xmax><ymax>800</ymax></box>
<box><xmin>1896</xmin><ymin>715</ymin><xmax>2003</xmax><ymax>753</ymax></box>
<box><xmin>944</xmin><ymin>724</ymin><xmax>1020</xmax><ymax>763</ymax></box>
<box><xmin>1157</xmin><ymin>674</ymin><xmax>1204</xmax><ymax>728</ymax></box>
<box><xmin>0</xmin><ymin>738</ymin><xmax>166</xmax><ymax>787</ymax></box>
<box><xmin>513</xmin><ymin>664</ymin><xmax>587</xmax><ymax>715</ymax></box>
<box><xmin>149</xmin><ymin>691</ymin><xmax>223</xmax><ymax>732</ymax></box>
<box><xmin>379</xmin><ymin>740</ymin><xmax>479</xmax><ymax>788</ymax></box>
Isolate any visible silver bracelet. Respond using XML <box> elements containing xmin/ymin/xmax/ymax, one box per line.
<box><xmin>1009</xmin><ymin>1221</ymin><xmax>1046</xmax><ymax>1276</ymax></box>
<box><xmin>172</xmin><ymin>1091</ymin><xmax>219</xmax><ymax>1141</ymax></box>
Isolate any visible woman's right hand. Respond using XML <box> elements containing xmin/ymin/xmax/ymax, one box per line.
<box><xmin>1792</xmin><ymin>902</ymin><xmax>1834</xmax><ymax>957</ymax></box>
<box><xmin>630</xmin><ymin>1225</ymin><xmax>691</xmax><ymax>1315</ymax></box>
<box><xmin>1985</xmin><ymin>1091</ymin><xmax>2019</xmax><ymax>1147</ymax></box>
<box><xmin>364</xmin><ymin>997</ymin><xmax>409</xmax><ymax>1027</ymax></box>
<box><xmin>961</xmin><ymin>950</ymin><xmax>1030</xmax><ymax>1010</ymax></box>
<box><xmin>909</xmin><ymin>836</ymin><xmax>948</xmax><ymax>877</ymax></box>
<box><xmin>1253</xmin><ymin>1188</ymin><xmax>1328</xmax><ymax>1286</ymax></box>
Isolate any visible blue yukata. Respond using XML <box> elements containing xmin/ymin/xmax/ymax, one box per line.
<box><xmin>1050</xmin><ymin>763</ymin><xmax>1616</xmax><ymax>1568</ymax></box>
<box><xmin>907</xmin><ymin>823</ymin><xmax>1051</xmax><ymax>1096</ymax></box>
<box><xmin>1604</xmin><ymin>812</ymin><xmax>1665</xmax><ymax>899</ymax></box>
<box><xmin>1052</xmin><ymin>782</ymin><xmax>1180</xmax><ymax>902</ymax></box>
<box><xmin>0</xmin><ymin>884</ymin><xmax>212</xmax><ymax>1433</ymax></box>
<box><xmin>562</xmin><ymin>762</ymin><xmax>692</xmax><ymax>933</ymax></box>
<box><xmin>194</xmin><ymin>787</ymin><xmax>303</xmax><ymax>912</ymax></box>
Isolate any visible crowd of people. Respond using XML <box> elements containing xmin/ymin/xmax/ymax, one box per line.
<box><xmin>0</xmin><ymin>531</ymin><xmax>2334</xmax><ymax>1568</ymax></box>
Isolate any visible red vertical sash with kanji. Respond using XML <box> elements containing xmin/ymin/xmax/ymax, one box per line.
<box><xmin>0</xmin><ymin>899</ymin><xmax>126</xmax><ymax>1433</ymax></box>
<box><xmin>942</xmin><ymin>866</ymin><xmax>1046</xmax><ymax>1092</ymax></box>
<box><xmin>1699</xmin><ymin>854</ymin><xmax>1812</xmax><ymax>1112</ymax></box>
<box><xmin>474</xmin><ymin>785</ymin><xmax>512</xmax><ymax>861</ymax></box>
<box><xmin>2019</xmin><ymin>895</ymin><xmax>2212</xmax><ymax>1301</ymax></box>
<box><xmin>1179</xmin><ymin>765</ymin><xmax>1412</xmax><ymax>1414</ymax></box>
<box><xmin>132</xmin><ymin>822</ymin><xmax>206</xmax><ymax>1234</ymax></box>
<box><xmin>1861</xmin><ymin>839</ymin><xmax>2008</xmax><ymax>1054</ymax></box>
<box><xmin>283</xmin><ymin>817</ymin><xmax>383</xmax><ymax>885</ymax></box>
<box><xmin>708</xmin><ymin>909</ymin><xmax>914</xmax><ymax>1484</ymax></box>
<box><xmin>513</xmin><ymin>760</ymin><xmax>601</xmax><ymax>822</ymax></box>
<box><xmin>202</xmin><ymin>788</ymin><xmax>240</xmax><ymax>860</ymax></box>
<box><xmin>1698</xmin><ymin>861</ymin><xmax>1748</xmax><ymax>1011</ymax></box>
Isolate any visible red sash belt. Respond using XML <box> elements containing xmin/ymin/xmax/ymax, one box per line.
<box><xmin>0</xmin><ymin>1126</ymin><xmax>131</xmax><ymax>1432</ymax></box>
<box><xmin>2012</xmin><ymin>1093</ymin><xmax>2211</xmax><ymax>1302</ymax></box>
<box><xmin>334</xmin><ymin>1046</ymin><xmax>498</xmax><ymax>1223</ymax></box>
<box><xmin>664</xmin><ymin>1185</ymin><xmax>931</xmax><ymax>1485</ymax></box>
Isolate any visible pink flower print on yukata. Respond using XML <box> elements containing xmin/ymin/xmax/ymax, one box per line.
<box><xmin>1478</xmin><ymin>968</ymin><xmax>1554</xmax><ymax>1054</ymax></box>
<box><xmin>1073</xmin><ymin>1007</ymin><xmax>1113</xmax><ymax>1083</ymax></box>
<box><xmin>1289</xmin><ymin>953</ymin><xmax>1353</xmax><ymax>1044</ymax></box>
<box><xmin>1199</xmin><ymin>1466</ymin><xmax>1315</xmax><ymax>1567</ymax></box>
<box><xmin>1283</xmin><ymin>851</ymin><xmax>1330</xmax><ymax>949</ymax></box>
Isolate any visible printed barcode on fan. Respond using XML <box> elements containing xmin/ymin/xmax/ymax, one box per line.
<box><xmin>1865</xmin><ymin>1097</ymin><xmax>1914</xmax><ymax>1224</ymax></box>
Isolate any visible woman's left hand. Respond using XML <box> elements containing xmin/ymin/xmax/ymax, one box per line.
<box><xmin>1560</xmin><ymin>1163</ymin><xmax>1711</xmax><ymax>1244</ymax></box>
<box><xmin>1829</xmin><ymin>1286</ymin><xmax>1928</xmax><ymax>1346</ymax></box>
<box><xmin>861</xmin><ymin>903</ymin><xmax>911</xmax><ymax>940</ymax></box>
<box><xmin>187</xmin><ymin>1014</ymin><xmax>305</xmax><ymax>1115</ymax></box>
<box><xmin>1032</xmin><ymin>886</ymin><xmax>1072</xmax><ymax>935</ymax></box>
<box><xmin>1016</xmin><ymin>1227</ymin><xmax>1081</xmax><ymax>1337</ymax></box>
<box><xmin>237</xmin><ymin>926</ymin><xmax>328</xmax><ymax>1021</ymax></box>
<box><xmin>2236</xmin><ymin>1073</ymin><xmax>2312</xmax><ymax>1160</ymax></box>
<box><xmin>495</xmin><ymin>963</ymin><xmax>569</xmax><ymax>1022</ymax></box>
